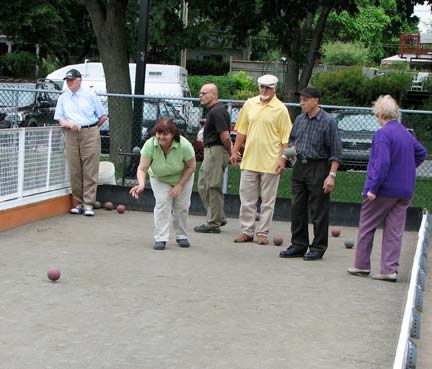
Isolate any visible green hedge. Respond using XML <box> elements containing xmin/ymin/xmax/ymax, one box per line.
<box><xmin>311</xmin><ymin>66</ymin><xmax>412</xmax><ymax>107</ymax></box>
<box><xmin>188</xmin><ymin>72</ymin><xmax>258</xmax><ymax>100</ymax></box>
<box><xmin>0</xmin><ymin>51</ymin><xmax>37</xmax><ymax>78</ymax></box>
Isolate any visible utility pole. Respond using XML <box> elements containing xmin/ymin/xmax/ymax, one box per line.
<box><xmin>132</xmin><ymin>0</ymin><xmax>150</xmax><ymax>149</ymax></box>
<box><xmin>180</xmin><ymin>0</ymin><xmax>189</xmax><ymax>68</ymax></box>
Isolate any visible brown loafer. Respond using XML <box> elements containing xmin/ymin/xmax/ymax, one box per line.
<box><xmin>257</xmin><ymin>234</ymin><xmax>269</xmax><ymax>245</ymax></box>
<box><xmin>234</xmin><ymin>233</ymin><xmax>254</xmax><ymax>243</ymax></box>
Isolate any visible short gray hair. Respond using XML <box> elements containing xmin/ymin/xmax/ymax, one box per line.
<box><xmin>372</xmin><ymin>95</ymin><xmax>399</xmax><ymax>121</ymax></box>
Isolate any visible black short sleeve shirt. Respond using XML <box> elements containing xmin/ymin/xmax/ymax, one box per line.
<box><xmin>203</xmin><ymin>102</ymin><xmax>231</xmax><ymax>147</ymax></box>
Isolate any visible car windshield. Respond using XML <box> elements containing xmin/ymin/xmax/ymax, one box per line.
<box><xmin>157</xmin><ymin>101</ymin><xmax>177</xmax><ymax>119</ymax></box>
<box><xmin>336</xmin><ymin>113</ymin><xmax>380</xmax><ymax>132</ymax></box>
<box><xmin>142</xmin><ymin>101</ymin><xmax>177</xmax><ymax>126</ymax></box>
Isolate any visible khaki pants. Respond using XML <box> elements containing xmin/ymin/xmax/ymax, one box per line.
<box><xmin>198</xmin><ymin>145</ymin><xmax>230</xmax><ymax>227</ymax></box>
<box><xmin>239</xmin><ymin>170</ymin><xmax>280</xmax><ymax>237</ymax></box>
<box><xmin>65</xmin><ymin>126</ymin><xmax>100</xmax><ymax>207</ymax></box>
<box><xmin>150</xmin><ymin>175</ymin><xmax>194</xmax><ymax>242</ymax></box>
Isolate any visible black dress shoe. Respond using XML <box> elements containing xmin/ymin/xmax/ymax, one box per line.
<box><xmin>193</xmin><ymin>224</ymin><xmax>221</xmax><ymax>233</ymax></box>
<box><xmin>303</xmin><ymin>250</ymin><xmax>323</xmax><ymax>261</ymax></box>
<box><xmin>279</xmin><ymin>246</ymin><xmax>306</xmax><ymax>258</ymax></box>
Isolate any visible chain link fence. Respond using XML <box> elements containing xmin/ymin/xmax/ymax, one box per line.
<box><xmin>0</xmin><ymin>85</ymin><xmax>431</xmax><ymax>209</ymax></box>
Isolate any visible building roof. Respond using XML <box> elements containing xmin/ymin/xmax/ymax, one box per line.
<box><xmin>420</xmin><ymin>33</ymin><xmax>432</xmax><ymax>43</ymax></box>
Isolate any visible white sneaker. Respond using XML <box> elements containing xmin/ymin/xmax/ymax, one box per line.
<box><xmin>70</xmin><ymin>204</ymin><xmax>83</xmax><ymax>215</ymax></box>
<box><xmin>84</xmin><ymin>207</ymin><xmax>95</xmax><ymax>217</ymax></box>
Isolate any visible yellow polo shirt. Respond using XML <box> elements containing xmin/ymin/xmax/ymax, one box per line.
<box><xmin>235</xmin><ymin>95</ymin><xmax>292</xmax><ymax>174</ymax></box>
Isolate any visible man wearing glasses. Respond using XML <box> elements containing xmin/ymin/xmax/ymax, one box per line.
<box><xmin>194</xmin><ymin>83</ymin><xmax>232</xmax><ymax>234</ymax></box>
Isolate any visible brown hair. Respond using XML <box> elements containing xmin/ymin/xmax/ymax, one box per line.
<box><xmin>150</xmin><ymin>118</ymin><xmax>180</xmax><ymax>142</ymax></box>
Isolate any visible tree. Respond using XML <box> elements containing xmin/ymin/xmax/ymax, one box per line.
<box><xmin>195</xmin><ymin>0</ymin><xmax>360</xmax><ymax>101</ymax></box>
<box><xmin>196</xmin><ymin>0</ymin><xmax>432</xmax><ymax>101</ymax></box>
<box><xmin>324</xmin><ymin>0</ymin><xmax>421</xmax><ymax>64</ymax></box>
<box><xmin>0</xmin><ymin>0</ymin><xmax>95</xmax><ymax>66</ymax></box>
<box><xmin>321</xmin><ymin>41</ymin><xmax>370</xmax><ymax>66</ymax></box>
<box><xmin>77</xmin><ymin>0</ymin><xmax>201</xmax><ymax>162</ymax></box>
<box><xmin>0</xmin><ymin>0</ymin><xmax>202</xmax><ymax>162</ymax></box>
<box><xmin>75</xmin><ymin>0</ymin><xmax>132</xmax><ymax>163</ymax></box>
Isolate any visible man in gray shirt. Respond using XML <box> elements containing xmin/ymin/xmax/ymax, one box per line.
<box><xmin>280</xmin><ymin>87</ymin><xmax>342</xmax><ymax>261</ymax></box>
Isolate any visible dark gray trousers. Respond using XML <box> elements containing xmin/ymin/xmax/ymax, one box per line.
<box><xmin>290</xmin><ymin>159</ymin><xmax>330</xmax><ymax>254</ymax></box>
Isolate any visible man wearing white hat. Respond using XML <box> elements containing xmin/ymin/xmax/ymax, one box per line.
<box><xmin>231</xmin><ymin>74</ymin><xmax>292</xmax><ymax>245</ymax></box>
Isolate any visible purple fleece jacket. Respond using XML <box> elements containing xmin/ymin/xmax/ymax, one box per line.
<box><xmin>363</xmin><ymin>120</ymin><xmax>427</xmax><ymax>199</ymax></box>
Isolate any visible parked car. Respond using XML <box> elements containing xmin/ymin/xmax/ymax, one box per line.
<box><xmin>100</xmin><ymin>99</ymin><xmax>188</xmax><ymax>154</ymax></box>
<box><xmin>228</xmin><ymin>104</ymin><xmax>242</xmax><ymax>143</ymax></box>
<box><xmin>193</xmin><ymin>119</ymin><xmax>205</xmax><ymax>161</ymax></box>
<box><xmin>0</xmin><ymin>79</ymin><xmax>60</xmax><ymax>128</ymax></box>
<box><xmin>334</xmin><ymin>111</ymin><xmax>381</xmax><ymax>170</ymax></box>
<box><xmin>335</xmin><ymin>110</ymin><xmax>416</xmax><ymax>171</ymax></box>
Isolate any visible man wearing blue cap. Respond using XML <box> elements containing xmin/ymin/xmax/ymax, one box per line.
<box><xmin>55</xmin><ymin>69</ymin><xmax>108</xmax><ymax>216</ymax></box>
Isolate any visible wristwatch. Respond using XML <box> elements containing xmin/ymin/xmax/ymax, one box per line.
<box><xmin>329</xmin><ymin>171</ymin><xmax>337</xmax><ymax>178</ymax></box>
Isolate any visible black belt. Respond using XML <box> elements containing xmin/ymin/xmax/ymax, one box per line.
<box><xmin>81</xmin><ymin>123</ymin><xmax>98</xmax><ymax>128</ymax></box>
<box><xmin>298</xmin><ymin>158</ymin><xmax>327</xmax><ymax>164</ymax></box>
<box><xmin>204</xmin><ymin>144</ymin><xmax>222</xmax><ymax>148</ymax></box>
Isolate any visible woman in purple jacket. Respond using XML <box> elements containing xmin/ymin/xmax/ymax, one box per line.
<box><xmin>347</xmin><ymin>95</ymin><xmax>427</xmax><ymax>282</ymax></box>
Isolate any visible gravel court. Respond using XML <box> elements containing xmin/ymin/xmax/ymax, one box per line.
<box><xmin>0</xmin><ymin>210</ymin><xmax>420</xmax><ymax>369</ymax></box>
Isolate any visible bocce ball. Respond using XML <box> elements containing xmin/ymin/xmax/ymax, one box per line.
<box><xmin>47</xmin><ymin>268</ymin><xmax>61</xmax><ymax>282</ymax></box>
<box><xmin>344</xmin><ymin>239</ymin><xmax>355</xmax><ymax>249</ymax></box>
<box><xmin>331</xmin><ymin>227</ymin><xmax>341</xmax><ymax>237</ymax></box>
<box><xmin>104</xmin><ymin>201</ymin><xmax>114</xmax><ymax>210</ymax></box>
<box><xmin>117</xmin><ymin>204</ymin><xmax>126</xmax><ymax>214</ymax></box>
<box><xmin>273</xmin><ymin>236</ymin><xmax>284</xmax><ymax>246</ymax></box>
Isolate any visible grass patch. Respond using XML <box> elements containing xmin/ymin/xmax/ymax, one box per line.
<box><xmin>117</xmin><ymin>158</ymin><xmax>431</xmax><ymax>211</ymax></box>
<box><xmin>226</xmin><ymin>165</ymin><xmax>431</xmax><ymax>209</ymax></box>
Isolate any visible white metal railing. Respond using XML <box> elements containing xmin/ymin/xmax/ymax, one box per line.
<box><xmin>0</xmin><ymin>127</ymin><xmax>70</xmax><ymax>207</ymax></box>
<box><xmin>393</xmin><ymin>210</ymin><xmax>431</xmax><ymax>369</ymax></box>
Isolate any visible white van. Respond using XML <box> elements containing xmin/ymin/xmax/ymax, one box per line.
<box><xmin>46</xmin><ymin>62</ymin><xmax>191</xmax><ymax>97</ymax></box>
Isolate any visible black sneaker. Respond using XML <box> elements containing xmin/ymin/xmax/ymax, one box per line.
<box><xmin>193</xmin><ymin>224</ymin><xmax>221</xmax><ymax>233</ymax></box>
<box><xmin>153</xmin><ymin>241</ymin><xmax>166</xmax><ymax>250</ymax></box>
<box><xmin>176</xmin><ymin>239</ymin><xmax>190</xmax><ymax>248</ymax></box>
